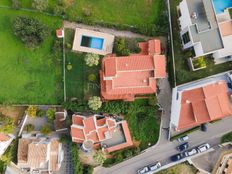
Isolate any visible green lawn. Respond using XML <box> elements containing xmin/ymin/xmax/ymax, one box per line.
<box><xmin>170</xmin><ymin>0</ymin><xmax>232</xmax><ymax>85</ymax></box>
<box><xmin>157</xmin><ymin>162</ymin><xmax>197</xmax><ymax>174</ymax></box>
<box><xmin>0</xmin><ymin>0</ymin><xmax>166</xmax><ymax>35</ymax></box>
<box><xmin>0</xmin><ymin>8</ymin><xmax>63</xmax><ymax>104</ymax></box>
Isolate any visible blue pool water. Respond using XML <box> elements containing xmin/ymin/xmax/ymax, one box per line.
<box><xmin>81</xmin><ymin>35</ymin><xmax>104</xmax><ymax>50</ymax></box>
<box><xmin>212</xmin><ymin>0</ymin><xmax>232</xmax><ymax>14</ymax></box>
<box><xmin>90</xmin><ymin>37</ymin><xmax>104</xmax><ymax>50</ymax></box>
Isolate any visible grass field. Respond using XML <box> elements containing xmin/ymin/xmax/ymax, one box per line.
<box><xmin>0</xmin><ymin>0</ymin><xmax>166</xmax><ymax>35</ymax></box>
<box><xmin>170</xmin><ymin>0</ymin><xmax>232</xmax><ymax>85</ymax></box>
<box><xmin>0</xmin><ymin>8</ymin><xmax>63</xmax><ymax>104</ymax></box>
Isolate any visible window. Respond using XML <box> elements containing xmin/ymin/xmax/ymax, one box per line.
<box><xmin>182</xmin><ymin>32</ymin><xmax>191</xmax><ymax>44</ymax></box>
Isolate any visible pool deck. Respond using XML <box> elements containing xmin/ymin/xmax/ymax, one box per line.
<box><xmin>72</xmin><ymin>28</ymin><xmax>115</xmax><ymax>55</ymax></box>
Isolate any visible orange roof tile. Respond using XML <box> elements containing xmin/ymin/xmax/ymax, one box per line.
<box><xmin>96</xmin><ymin>117</ymin><xmax>106</xmax><ymax>127</ymax></box>
<box><xmin>97</xmin><ymin>126</ymin><xmax>110</xmax><ymax>141</ymax></box>
<box><xmin>178</xmin><ymin>81</ymin><xmax>232</xmax><ymax>130</ymax></box>
<box><xmin>0</xmin><ymin>133</ymin><xmax>10</xmax><ymax>142</ymax></box>
<box><xmin>100</xmin><ymin>39</ymin><xmax>166</xmax><ymax>101</ymax></box>
<box><xmin>86</xmin><ymin>131</ymin><xmax>99</xmax><ymax>142</ymax></box>
<box><xmin>72</xmin><ymin>115</ymin><xmax>84</xmax><ymax>126</ymax></box>
<box><xmin>56</xmin><ymin>29</ymin><xmax>63</xmax><ymax>38</ymax></box>
<box><xmin>154</xmin><ymin>55</ymin><xmax>166</xmax><ymax>78</ymax></box>
<box><xmin>71</xmin><ymin>127</ymin><xmax>85</xmax><ymax>141</ymax></box>
<box><xmin>83</xmin><ymin>117</ymin><xmax>96</xmax><ymax>134</ymax></box>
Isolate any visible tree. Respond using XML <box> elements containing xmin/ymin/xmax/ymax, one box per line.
<box><xmin>26</xmin><ymin>106</ymin><xmax>38</xmax><ymax>117</ymax></box>
<box><xmin>46</xmin><ymin>108</ymin><xmax>55</xmax><ymax>122</ymax></box>
<box><xmin>0</xmin><ymin>116</ymin><xmax>15</xmax><ymax>134</ymax></box>
<box><xmin>32</xmin><ymin>0</ymin><xmax>48</xmax><ymax>12</ymax></box>
<box><xmin>40</xmin><ymin>124</ymin><xmax>51</xmax><ymax>135</ymax></box>
<box><xmin>24</xmin><ymin>124</ymin><xmax>35</xmax><ymax>133</ymax></box>
<box><xmin>114</xmin><ymin>38</ymin><xmax>130</xmax><ymax>56</ymax></box>
<box><xmin>148</xmin><ymin>95</ymin><xmax>157</xmax><ymax>106</ymax></box>
<box><xmin>88</xmin><ymin>96</ymin><xmax>102</xmax><ymax>111</ymax></box>
<box><xmin>13</xmin><ymin>16</ymin><xmax>49</xmax><ymax>48</ymax></box>
<box><xmin>84</xmin><ymin>54</ymin><xmax>100</xmax><ymax>67</ymax></box>
<box><xmin>93</xmin><ymin>150</ymin><xmax>106</xmax><ymax>164</ymax></box>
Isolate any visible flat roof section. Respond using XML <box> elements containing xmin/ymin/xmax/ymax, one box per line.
<box><xmin>185</xmin><ymin>0</ymin><xmax>224</xmax><ymax>54</ymax></box>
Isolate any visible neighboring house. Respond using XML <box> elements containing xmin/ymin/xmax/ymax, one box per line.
<box><xmin>213</xmin><ymin>150</ymin><xmax>232</xmax><ymax>174</ymax></box>
<box><xmin>170</xmin><ymin>72</ymin><xmax>232</xmax><ymax>131</ymax></box>
<box><xmin>71</xmin><ymin>114</ymin><xmax>133</xmax><ymax>153</ymax></box>
<box><xmin>100</xmin><ymin>39</ymin><xmax>166</xmax><ymax>101</ymax></box>
<box><xmin>72</xmin><ymin>28</ymin><xmax>115</xmax><ymax>55</ymax></box>
<box><xmin>17</xmin><ymin>133</ymin><xmax>64</xmax><ymax>174</ymax></box>
<box><xmin>178</xmin><ymin>0</ymin><xmax>232</xmax><ymax>64</ymax></box>
<box><xmin>0</xmin><ymin>133</ymin><xmax>15</xmax><ymax>157</ymax></box>
<box><xmin>54</xmin><ymin>110</ymin><xmax>68</xmax><ymax>133</ymax></box>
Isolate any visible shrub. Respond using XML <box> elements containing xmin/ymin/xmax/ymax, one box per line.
<box><xmin>46</xmin><ymin>108</ymin><xmax>55</xmax><ymax>122</ymax></box>
<box><xmin>53</xmin><ymin>5</ymin><xmax>65</xmax><ymax>16</ymax></box>
<box><xmin>66</xmin><ymin>43</ymin><xmax>72</xmax><ymax>49</ymax></box>
<box><xmin>12</xmin><ymin>0</ymin><xmax>21</xmax><ymax>9</ymax></box>
<box><xmin>32</xmin><ymin>0</ymin><xmax>48</xmax><ymax>12</ymax></box>
<box><xmin>88</xmin><ymin>96</ymin><xmax>102</xmax><ymax>111</ymax></box>
<box><xmin>192</xmin><ymin>56</ymin><xmax>206</xmax><ymax>69</ymax></box>
<box><xmin>71</xmin><ymin>143</ymin><xmax>83</xmax><ymax>174</ymax></box>
<box><xmin>52</xmin><ymin>39</ymin><xmax>62</xmax><ymax>62</ymax></box>
<box><xmin>13</xmin><ymin>16</ymin><xmax>49</xmax><ymax>48</ymax></box>
<box><xmin>0</xmin><ymin>116</ymin><xmax>15</xmax><ymax>134</ymax></box>
<box><xmin>101</xmin><ymin>101</ymin><xmax>131</xmax><ymax>115</ymax></box>
<box><xmin>37</xmin><ymin>110</ymin><xmax>46</xmax><ymax>117</ymax></box>
<box><xmin>88</xmin><ymin>74</ymin><xmax>96</xmax><ymax>82</ymax></box>
<box><xmin>24</xmin><ymin>124</ymin><xmax>35</xmax><ymax>133</ymax></box>
<box><xmin>114</xmin><ymin>38</ymin><xmax>130</xmax><ymax>56</ymax></box>
<box><xmin>93</xmin><ymin>150</ymin><xmax>106</xmax><ymax>164</ymax></box>
<box><xmin>148</xmin><ymin>95</ymin><xmax>157</xmax><ymax>106</ymax></box>
<box><xmin>67</xmin><ymin>63</ymin><xmax>72</xmax><ymax>70</ymax></box>
<box><xmin>40</xmin><ymin>124</ymin><xmax>51</xmax><ymax>135</ymax></box>
<box><xmin>84</xmin><ymin>54</ymin><xmax>100</xmax><ymax>67</ymax></box>
<box><xmin>221</xmin><ymin>131</ymin><xmax>232</xmax><ymax>143</ymax></box>
<box><xmin>26</xmin><ymin>105</ymin><xmax>38</xmax><ymax>117</ymax></box>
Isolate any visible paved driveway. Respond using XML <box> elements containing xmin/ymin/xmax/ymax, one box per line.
<box><xmin>94</xmin><ymin>117</ymin><xmax>232</xmax><ymax>174</ymax></box>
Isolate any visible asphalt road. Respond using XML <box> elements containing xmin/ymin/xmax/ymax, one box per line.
<box><xmin>94</xmin><ymin>117</ymin><xmax>232</xmax><ymax>174</ymax></box>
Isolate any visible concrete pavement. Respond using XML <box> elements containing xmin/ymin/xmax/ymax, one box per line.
<box><xmin>94</xmin><ymin>117</ymin><xmax>232</xmax><ymax>174</ymax></box>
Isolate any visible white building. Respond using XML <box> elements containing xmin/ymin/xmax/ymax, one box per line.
<box><xmin>178</xmin><ymin>0</ymin><xmax>232</xmax><ymax>64</ymax></box>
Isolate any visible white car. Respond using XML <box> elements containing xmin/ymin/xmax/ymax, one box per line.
<box><xmin>177</xmin><ymin>135</ymin><xmax>189</xmax><ymax>142</ymax></box>
<box><xmin>184</xmin><ymin>148</ymin><xmax>197</xmax><ymax>157</ymax></box>
<box><xmin>137</xmin><ymin>166</ymin><xmax>149</xmax><ymax>174</ymax></box>
<box><xmin>149</xmin><ymin>162</ymin><xmax>161</xmax><ymax>171</ymax></box>
<box><xmin>197</xmin><ymin>143</ymin><xmax>210</xmax><ymax>153</ymax></box>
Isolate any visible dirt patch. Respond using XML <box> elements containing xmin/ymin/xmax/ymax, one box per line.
<box><xmin>79</xmin><ymin>149</ymin><xmax>100</xmax><ymax>166</ymax></box>
<box><xmin>157</xmin><ymin>163</ymin><xmax>198</xmax><ymax>174</ymax></box>
<box><xmin>0</xmin><ymin>106</ymin><xmax>26</xmax><ymax>124</ymax></box>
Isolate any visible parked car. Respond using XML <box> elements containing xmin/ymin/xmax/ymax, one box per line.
<box><xmin>148</xmin><ymin>162</ymin><xmax>161</xmax><ymax>172</ymax></box>
<box><xmin>184</xmin><ymin>148</ymin><xmax>198</xmax><ymax>157</ymax></box>
<box><xmin>137</xmin><ymin>166</ymin><xmax>149</xmax><ymax>174</ymax></box>
<box><xmin>197</xmin><ymin>143</ymin><xmax>210</xmax><ymax>153</ymax></box>
<box><xmin>177</xmin><ymin>142</ymin><xmax>189</xmax><ymax>151</ymax></box>
<box><xmin>201</xmin><ymin>123</ymin><xmax>208</xmax><ymax>132</ymax></box>
<box><xmin>177</xmin><ymin>135</ymin><xmax>189</xmax><ymax>142</ymax></box>
<box><xmin>170</xmin><ymin>153</ymin><xmax>184</xmax><ymax>162</ymax></box>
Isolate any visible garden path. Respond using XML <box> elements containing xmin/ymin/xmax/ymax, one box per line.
<box><xmin>63</xmin><ymin>21</ymin><xmax>150</xmax><ymax>39</ymax></box>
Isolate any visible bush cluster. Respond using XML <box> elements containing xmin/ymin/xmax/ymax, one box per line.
<box><xmin>13</xmin><ymin>16</ymin><xmax>49</xmax><ymax>48</ymax></box>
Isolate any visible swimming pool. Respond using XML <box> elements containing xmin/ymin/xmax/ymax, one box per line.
<box><xmin>212</xmin><ymin>0</ymin><xmax>232</xmax><ymax>14</ymax></box>
<box><xmin>81</xmin><ymin>35</ymin><xmax>104</xmax><ymax>50</ymax></box>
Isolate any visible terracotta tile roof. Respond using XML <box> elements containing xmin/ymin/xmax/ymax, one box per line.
<box><xmin>49</xmin><ymin>140</ymin><xmax>59</xmax><ymax>171</ymax></box>
<box><xmin>154</xmin><ymin>55</ymin><xmax>166</xmax><ymax>78</ymax></box>
<box><xmin>178</xmin><ymin>81</ymin><xmax>232</xmax><ymax>130</ymax></box>
<box><xmin>71</xmin><ymin>114</ymin><xmax>133</xmax><ymax>153</ymax></box>
<box><xmin>17</xmin><ymin>139</ymin><xmax>32</xmax><ymax>163</ymax></box>
<box><xmin>100</xmin><ymin>39</ymin><xmax>166</xmax><ymax>101</ymax></box>
<box><xmin>72</xmin><ymin>116</ymin><xmax>84</xmax><ymax>126</ymax></box>
<box><xmin>83</xmin><ymin>117</ymin><xmax>96</xmax><ymax>134</ymax></box>
<box><xmin>27</xmin><ymin>142</ymin><xmax>48</xmax><ymax>169</ymax></box>
<box><xmin>56</xmin><ymin>29</ymin><xmax>63</xmax><ymax>38</ymax></box>
<box><xmin>0</xmin><ymin>133</ymin><xmax>10</xmax><ymax>142</ymax></box>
